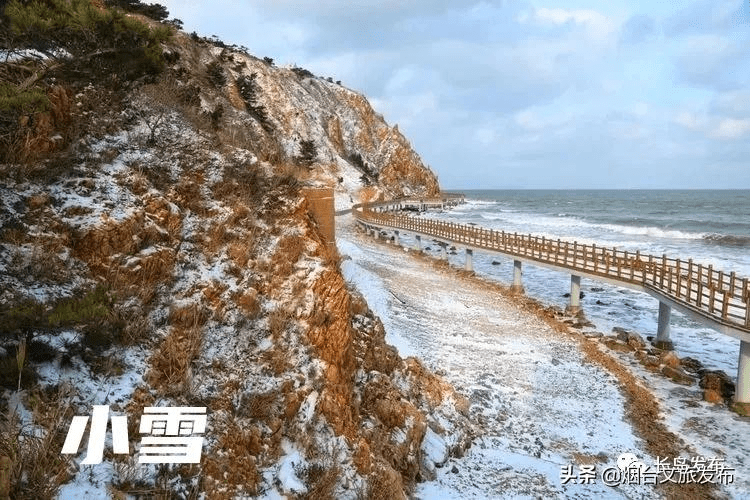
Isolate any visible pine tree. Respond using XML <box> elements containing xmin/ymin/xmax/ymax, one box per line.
<box><xmin>298</xmin><ymin>140</ymin><xmax>317</xmax><ymax>168</ymax></box>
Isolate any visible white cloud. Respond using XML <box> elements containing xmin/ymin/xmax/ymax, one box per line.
<box><xmin>674</xmin><ymin>112</ymin><xmax>750</xmax><ymax>140</ymax></box>
<box><xmin>632</xmin><ymin>102</ymin><xmax>649</xmax><ymax>116</ymax></box>
<box><xmin>674</xmin><ymin>111</ymin><xmax>705</xmax><ymax>131</ymax></box>
<box><xmin>474</xmin><ymin>127</ymin><xmax>496</xmax><ymax>146</ymax></box>
<box><xmin>711</xmin><ymin>118</ymin><xmax>750</xmax><ymax>140</ymax></box>
<box><xmin>519</xmin><ymin>7</ymin><xmax>616</xmax><ymax>40</ymax></box>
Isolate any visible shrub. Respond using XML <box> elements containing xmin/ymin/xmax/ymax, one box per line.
<box><xmin>0</xmin><ymin>299</ymin><xmax>46</xmax><ymax>338</ymax></box>
<box><xmin>206</xmin><ymin>60</ymin><xmax>226</xmax><ymax>88</ymax></box>
<box><xmin>47</xmin><ymin>284</ymin><xmax>111</xmax><ymax>327</ymax></box>
<box><xmin>0</xmin><ymin>84</ymin><xmax>49</xmax><ymax>116</ymax></box>
<box><xmin>105</xmin><ymin>0</ymin><xmax>170</xmax><ymax>21</ymax></box>
<box><xmin>348</xmin><ymin>151</ymin><xmax>378</xmax><ymax>181</ymax></box>
<box><xmin>291</xmin><ymin>66</ymin><xmax>315</xmax><ymax>79</ymax></box>
<box><xmin>237</xmin><ymin>73</ymin><xmax>271</xmax><ymax>131</ymax></box>
<box><xmin>4</xmin><ymin>0</ymin><xmax>173</xmax><ymax>83</ymax></box>
<box><xmin>297</xmin><ymin>139</ymin><xmax>317</xmax><ymax>168</ymax></box>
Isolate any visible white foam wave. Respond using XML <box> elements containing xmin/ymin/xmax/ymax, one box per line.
<box><xmin>597</xmin><ymin>223</ymin><xmax>705</xmax><ymax>241</ymax></box>
<box><xmin>475</xmin><ymin>211</ymin><xmax>706</xmax><ymax>242</ymax></box>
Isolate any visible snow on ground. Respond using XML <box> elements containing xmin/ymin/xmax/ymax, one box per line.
<box><xmin>337</xmin><ymin>215</ymin><xmax>660</xmax><ymax>499</ymax></box>
<box><xmin>605</xmin><ymin>348</ymin><xmax>750</xmax><ymax>497</ymax></box>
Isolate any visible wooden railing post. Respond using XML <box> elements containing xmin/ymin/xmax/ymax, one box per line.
<box><xmin>710</xmin><ymin>287</ymin><xmax>717</xmax><ymax>314</ymax></box>
<box><xmin>660</xmin><ymin>254</ymin><xmax>667</xmax><ymax>288</ymax></box>
<box><xmin>591</xmin><ymin>244</ymin><xmax>599</xmax><ymax>272</ymax></box>
<box><xmin>722</xmin><ymin>291</ymin><xmax>730</xmax><ymax>321</ymax></box>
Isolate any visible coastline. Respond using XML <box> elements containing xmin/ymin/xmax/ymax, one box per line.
<box><xmin>337</xmin><ymin>212</ymin><xmax>749</xmax><ymax>499</ymax></box>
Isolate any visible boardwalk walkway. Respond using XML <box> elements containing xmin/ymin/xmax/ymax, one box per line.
<box><xmin>350</xmin><ymin>195</ymin><xmax>750</xmax><ymax>403</ymax></box>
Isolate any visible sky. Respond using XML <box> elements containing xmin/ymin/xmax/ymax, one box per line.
<box><xmin>159</xmin><ymin>1</ymin><xmax>750</xmax><ymax>189</ymax></box>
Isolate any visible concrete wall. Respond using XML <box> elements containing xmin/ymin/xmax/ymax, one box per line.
<box><xmin>302</xmin><ymin>188</ymin><xmax>336</xmax><ymax>251</ymax></box>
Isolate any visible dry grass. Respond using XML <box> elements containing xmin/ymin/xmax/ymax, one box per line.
<box><xmin>0</xmin><ymin>387</ymin><xmax>75</xmax><ymax>499</ymax></box>
<box><xmin>260</xmin><ymin>346</ymin><xmax>292</xmax><ymax>376</ymax></box>
<box><xmin>110</xmin><ymin>303</ymin><xmax>151</xmax><ymax>346</ymax></box>
<box><xmin>358</xmin><ymin>186</ymin><xmax>380</xmax><ymax>203</ymax></box>
<box><xmin>365</xmin><ymin>464</ymin><xmax>405</xmax><ymax>500</ymax></box>
<box><xmin>202</xmin><ymin>421</ymin><xmax>262</xmax><ymax>498</ymax></box>
<box><xmin>147</xmin><ymin>304</ymin><xmax>207</xmax><ymax>393</ymax></box>
<box><xmin>268</xmin><ymin>307</ymin><xmax>291</xmax><ymax>342</ymax></box>
<box><xmin>174</xmin><ymin>176</ymin><xmax>207</xmax><ymax>215</ymax></box>
<box><xmin>125</xmin><ymin>386</ymin><xmax>155</xmax><ymax>438</ymax></box>
<box><xmin>234</xmin><ymin>288</ymin><xmax>261</xmax><ymax>319</ymax></box>
<box><xmin>62</xmin><ymin>205</ymin><xmax>94</xmax><ymax>217</ymax></box>
<box><xmin>201</xmin><ymin>222</ymin><xmax>230</xmax><ymax>256</ymax></box>
<box><xmin>297</xmin><ymin>460</ymin><xmax>341</xmax><ymax>500</ymax></box>
<box><xmin>238</xmin><ymin>391</ymin><xmax>279</xmax><ymax>420</ymax></box>
<box><xmin>210</xmin><ymin>161</ymin><xmax>267</xmax><ymax>207</ymax></box>
<box><xmin>109</xmin><ymin>248</ymin><xmax>176</xmax><ymax>304</ymax></box>
<box><xmin>201</xmin><ymin>281</ymin><xmax>228</xmax><ymax>321</ymax></box>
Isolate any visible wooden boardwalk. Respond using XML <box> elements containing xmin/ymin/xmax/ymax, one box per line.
<box><xmin>349</xmin><ymin>195</ymin><xmax>750</xmax><ymax>402</ymax></box>
<box><xmin>356</xmin><ymin>208</ymin><xmax>750</xmax><ymax>338</ymax></box>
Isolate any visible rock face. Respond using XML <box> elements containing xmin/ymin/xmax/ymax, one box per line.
<box><xmin>194</xmin><ymin>39</ymin><xmax>440</xmax><ymax>205</ymax></box>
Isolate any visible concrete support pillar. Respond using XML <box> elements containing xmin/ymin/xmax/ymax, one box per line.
<box><xmin>415</xmin><ymin>235</ymin><xmax>422</xmax><ymax>251</ymax></box>
<box><xmin>567</xmin><ymin>275</ymin><xmax>582</xmax><ymax>315</ymax></box>
<box><xmin>511</xmin><ymin>260</ymin><xmax>524</xmax><ymax>293</ymax></box>
<box><xmin>465</xmin><ymin>249</ymin><xmax>473</xmax><ymax>272</ymax></box>
<box><xmin>655</xmin><ymin>302</ymin><xmax>673</xmax><ymax>350</ymax></box>
<box><xmin>737</xmin><ymin>340</ymin><xmax>750</xmax><ymax>403</ymax></box>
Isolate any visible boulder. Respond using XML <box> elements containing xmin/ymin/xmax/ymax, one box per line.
<box><xmin>699</xmin><ymin>371</ymin><xmax>735</xmax><ymax>402</ymax></box>
<box><xmin>627</xmin><ymin>333</ymin><xmax>646</xmax><ymax>350</ymax></box>
<box><xmin>661</xmin><ymin>351</ymin><xmax>680</xmax><ymax>369</ymax></box>
<box><xmin>661</xmin><ymin>365</ymin><xmax>695</xmax><ymax>385</ymax></box>
<box><xmin>703</xmin><ymin>389</ymin><xmax>724</xmax><ymax>405</ymax></box>
<box><xmin>680</xmin><ymin>357</ymin><xmax>704</xmax><ymax>374</ymax></box>
<box><xmin>640</xmin><ymin>355</ymin><xmax>661</xmax><ymax>369</ymax></box>
<box><xmin>613</xmin><ymin>327</ymin><xmax>630</xmax><ymax>342</ymax></box>
<box><xmin>602</xmin><ymin>338</ymin><xmax>634</xmax><ymax>353</ymax></box>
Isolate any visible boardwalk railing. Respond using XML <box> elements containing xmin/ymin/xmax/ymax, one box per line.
<box><xmin>354</xmin><ymin>204</ymin><xmax>750</xmax><ymax>335</ymax></box>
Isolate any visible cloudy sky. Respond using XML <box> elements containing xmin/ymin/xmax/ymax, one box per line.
<box><xmin>160</xmin><ymin>1</ymin><xmax>750</xmax><ymax>189</ymax></box>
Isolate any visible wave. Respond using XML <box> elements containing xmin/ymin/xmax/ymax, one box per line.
<box><xmin>475</xmin><ymin>210</ymin><xmax>709</xmax><ymax>241</ymax></box>
<box><xmin>703</xmin><ymin>233</ymin><xmax>750</xmax><ymax>247</ymax></box>
<box><xmin>597</xmin><ymin>223</ymin><xmax>705</xmax><ymax>241</ymax></box>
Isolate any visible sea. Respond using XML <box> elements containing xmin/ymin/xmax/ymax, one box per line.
<box><xmin>424</xmin><ymin>189</ymin><xmax>750</xmax><ymax>378</ymax></box>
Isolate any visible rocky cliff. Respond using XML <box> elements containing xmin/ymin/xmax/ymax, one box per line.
<box><xmin>0</xmin><ymin>2</ymin><xmax>464</xmax><ymax>498</ymax></box>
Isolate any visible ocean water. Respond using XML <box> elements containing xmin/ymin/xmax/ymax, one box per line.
<box><xmin>423</xmin><ymin>190</ymin><xmax>750</xmax><ymax>378</ymax></box>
